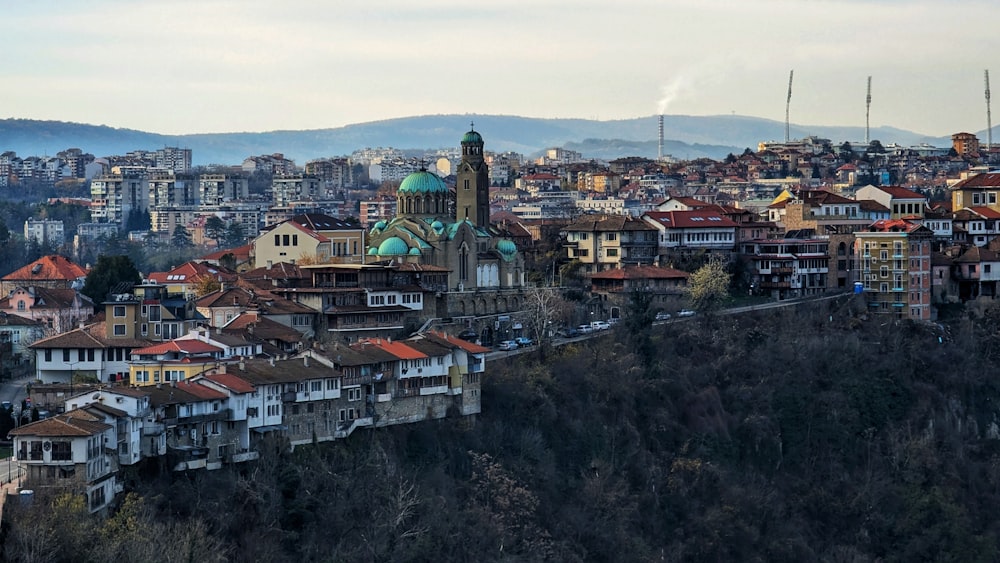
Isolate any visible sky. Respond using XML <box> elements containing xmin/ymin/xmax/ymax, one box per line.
<box><xmin>2</xmin><ymin>0</ymin><xmax>998</xmax><ymax>138</ymax></box>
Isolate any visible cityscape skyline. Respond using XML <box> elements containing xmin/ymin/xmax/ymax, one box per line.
<box><xmin>2</xmin><ymin>0</ymin><xmax>999</xmax><ymax>138</ymax></box>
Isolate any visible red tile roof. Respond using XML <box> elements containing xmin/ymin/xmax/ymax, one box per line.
<box><xmin>643</xmin><ymin>210</ymin><xmax>738</xmax><ymax>229</ymax></box>
<box><xmin>951</xmin><ymin>172</ymin><xmax>1000</xmax><ymax>188</ymax></box>
<box><xmin>146</xmin><ymin>261</ymin><xmax>238</xmax><ymax>285</ymax></box>
<box><xmin>3</xmin><ymin>255</ymin><xmax>87</xmax><ymax>282</ymax></box>
<box><xmin>133</xmin><ymin>339</ymin><xmax>223</xmax><ymax>356</ymax></box>
<box><xmin>201</xmin><ymin>372</ymin><xmax>256</xmax><ymax>394</ymax></box>
<box><xmin>363</xmin><ymin>339</ymin><xmax>426</xmax><ymax>360</ymax></box>
<box><xmin>876</xmin><ymin>186</ymin><xmax>926</xmax><ymax>200</ymax></box>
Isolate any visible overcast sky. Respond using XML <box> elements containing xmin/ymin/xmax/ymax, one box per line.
<box><xmin>3</xmin><ymin>0</ymin><xmax>997</xmax><ymax>138</ymax></box>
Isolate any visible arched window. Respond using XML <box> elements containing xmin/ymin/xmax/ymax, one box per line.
<box><xmin>838</xmin><ymin>242</ymin><xmax>847</xmax><ymax>256</ymax></box>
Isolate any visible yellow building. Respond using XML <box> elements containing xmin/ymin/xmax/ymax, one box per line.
<box><xmin>855</xmin><ymin>219</ymin><xmax>932</xmax><ymax>320</ymax></box>
<box><xmin>253</xmin><ymin>213</ymin><xmax>365</xmax><ymax>268</ymax></box>
<box><xmin>128</xmin><ymin>339</ymin><xmax>223</xmax><ymax>386</ymax></box>
<box><xmin>950</xmin><ymin>172</ymin><xmax>1000</xmax><ymax>214</ymax></box>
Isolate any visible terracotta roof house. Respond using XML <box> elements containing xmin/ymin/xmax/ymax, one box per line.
<box><xmin>195</xmin><ymin>285</ymin><xmax>316</xmax><ymax>335</ymax></box>
<box><xmin>30</xmin><ymin>321</ymin><xmax>152</xmax><ymax>384</ymax></box>
<box><xmin>1</xmin><ymin>255</ymin><xmax>88</xmax><ymax>296</ymax></box>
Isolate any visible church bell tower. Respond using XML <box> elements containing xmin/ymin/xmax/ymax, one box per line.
<box><xmin>455</xmin><ymin>123</ymin><xmax>490</xmax><ymax>227</ymax></box>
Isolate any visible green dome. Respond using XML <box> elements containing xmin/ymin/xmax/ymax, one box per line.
<box><xmin>367</xmin><ymin>247</ymin><xmax>378</xmax><ymax>255</ymax></box>
<box><xmin>408</xmin><ymin>247</ymin><xmax>422</xmax><ymax>256</ymax></box>
<box><xmin>373</xmin><ymin>220</ymin><xmax>387</xmax><ymax>230</ymax></box>
<box><xmin>431</xmin><ymin>220</ymin><xmax>444</xmax><ymax>232</ymax></box>
<box><xmin>462</xmin><ymin>130</ymin><xmax>483</xmax><ymax>144</ymax></box>
<box><xmin>377</xmin><ymin>237</ymin><xmax>410</xmax><ymax>256</ymax></box>
<box><xmin>497</xmin><ymin>239</ymin><xmax>517</xmax><ymax>255</ymax></box>
<box><xmin>398</xmin><ymin>170</ymin><xmax>448</xmax><ymax>194</ymax></box>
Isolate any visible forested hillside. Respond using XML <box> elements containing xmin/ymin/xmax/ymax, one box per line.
<box><xmin>5</xmin><ymin>297</ymin><xmax>1000</xmax><ymax>562</ymax></box>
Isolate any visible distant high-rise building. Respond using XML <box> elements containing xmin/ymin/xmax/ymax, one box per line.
<box><xmin>24</xmin><ymin>218</ymin><xmax>65</xmax><ymax>248</ymax></box>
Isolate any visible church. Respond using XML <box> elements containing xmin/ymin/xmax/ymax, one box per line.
<box><xmin>366</xmin><ymin>126</ymin><xmax>527</xmax><ymax>308</ymax></box>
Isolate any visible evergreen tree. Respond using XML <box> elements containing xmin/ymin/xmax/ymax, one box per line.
<box><xmin>222</xmin><ymin>222</ymin><xmax>245</xmax><ymax>248</ymax></box>
<box><xmin>81</xmin><ymin>254</ymin><xmax>142</xmax><ymax>306</ymax></box>
<box><xmin>204</xmin><ymin>216</ymin><xmax>226</xmax><ymax>247</ymax></box>
<box><xmin>171</xmin><ymin>225</ymin><xmax>193</xmax><ymax>248</ymax></box>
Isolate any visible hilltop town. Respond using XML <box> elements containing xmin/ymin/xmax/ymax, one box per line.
<box><xmin>2</xmin><ymin>125</ymin><xmax>1000</xmax><ymax>514</ymax></box>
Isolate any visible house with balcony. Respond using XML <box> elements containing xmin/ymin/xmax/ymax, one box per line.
<box><xmin>743</xmin><ymin>237</ymin><xmax>831</xmax><ymax>299</ymax></box>
<box><xmin>855</xmin><ymin>219</ymin><xmax>933</xmax><ymax>320</ymax></box>
<box><xmin>950</xmin><ymin>245</ymin><xmax>1000</xmax><ymax>301</ymax></box>
<box><xmin>30</xmin><ymin>322</ymin><xmax>151</xmax><ymax>384</ymax></box>
<box><xmin>641</xmin><ymin>210</ymin><xmax>739</xmax><ymax>259</ymax></box>
<box><xmin>563</xmin><ymin>215</ymin><xmax>658</xmax><ymax>275</ymax></box>
<box><xmin>951</xmin><ymin>207</ymin><xmax>1000</xmax><ymax>247</ymax></box>
<box><xmin>589</xmin><ymin>265</ymin><xmax>691</xmax><ymax>318</ymax></box>
<box><xmin>143</xmin><ymin>381</ymin><xmax>231</xmax><ymax>471</ymax></box>
<box><xmin>10</xmin><ymin>409</ymin><xmax>120</xmax><ymax>513</ymax></box>
<box><xmin>195</xmin><ymin>285</ymin><xmax>317</xmax><ymax>336</ymax></box>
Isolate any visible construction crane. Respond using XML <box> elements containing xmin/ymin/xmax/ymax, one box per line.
<box><xmin>987</xmin><ymin>70</ymin><xmax>993</xmax><ymax>150</ymax></box>
<box><xmin>865</xmin><ymin>76</ymin><xmax>872</xmax><ymax>146</ymax></box>
<box><xmin>785</xmin><ymin>70</ymin><xmax>794</xmax><ymax>143</ymax></box>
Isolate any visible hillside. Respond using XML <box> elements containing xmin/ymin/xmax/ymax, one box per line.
<box><xmin>0</xmin><ymin>115</ymin><xmax>950</xmax><ymax>165</ymax></box>
<box><xmin>5</xmin><ymin>298</ymin><xmax>1000</xmax><ymax>561</ymax></box>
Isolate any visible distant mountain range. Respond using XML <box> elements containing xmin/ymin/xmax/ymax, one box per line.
<box><xmin>0</xmin><ymin>114</ymin><xmax>957</xmax><ymax>166</ymax></box>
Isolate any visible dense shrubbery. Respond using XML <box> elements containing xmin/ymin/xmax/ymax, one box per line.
<box><xmin>6</xmin><ymin>296</ymin><xmax>1000</xmax><ymax>561</ymax></box>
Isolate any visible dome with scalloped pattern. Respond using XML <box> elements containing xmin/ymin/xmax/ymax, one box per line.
<box><xmin>367</xmin><ymin>247</ymin><xmax>378</xmax><ymax>255</ymax></box>
<box><xmin>398</xmin><ymin>170</ymin><xmax>448</xmax><ymax>194</ymax></box>
<box><xmin>377</xmin><ymin>237</ymin><xmax>410</xmax><ymax>256</ymax></box>
<box><xmin>408</xmin><ymin>247</ymin><xmax>422</xmax><ymax>256</ymax></box>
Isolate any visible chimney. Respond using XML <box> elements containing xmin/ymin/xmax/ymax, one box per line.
<box><xmin>303</xmin><ymin>355</ymin><xmax>309</xmax><ymax>367</ymax></box>
<box><xmin>658</xmin><ymin>114</ymin><xmax>664</xmax><ymax>161</ymax></box>
<box><xmin>269</xmin><ymin>357</ymin><xmax>275</xmax><ymax>367</ymax></box>
<box><xmin>239</xmin><ymin>359</ymin><xmax>246</xmax><ymax>372</ymax></box>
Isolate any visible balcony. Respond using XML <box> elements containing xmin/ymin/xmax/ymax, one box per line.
<box><xmin>143</xmin><ymin>422</ymin><xmax>165</xmax><ymax>436</ymax></box>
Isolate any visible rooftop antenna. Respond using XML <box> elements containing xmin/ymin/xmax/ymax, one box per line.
<box><xmin>986</xmin><ymin>70</ymin><xmax>993</xmax><ymax>150</ymax></box>
<box><xmin>785</xmin><ymin>70</ymin><xmax>794</xmax><ymax>143</ymax></box>
<box><xmin>865</xmin><ymin>76</ymin><xmax>872</xmax><ymax>146</ymax></box>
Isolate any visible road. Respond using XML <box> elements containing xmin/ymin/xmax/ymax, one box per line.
<box><xmin>0</xmin><ymin>375</ymin><xmax>30</xmax><ymax>408</ymax></box>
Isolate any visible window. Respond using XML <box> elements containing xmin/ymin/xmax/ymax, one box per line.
<box><xmin>607</xmin><ymin>249</ymin><xmax>618</xmax><ymax>257</ymax></box>
<box><xmin>45</xmin><ymin>349</ymin><xmax>52</xmax><ymax>362</ymax></box>
<box><xmin>113</xmin><ymin>305</ymin><xmax>126</xmax><ymax>318</ymax></box>
<box><xmin>113</xmin><ymin>324</ymin><xmax>126</xmax><ymax>336</ymax></box>
<box><xmin>63</xmin><ymin>349</ymin><xmax>70</xmax><ymax>362</ymax></box>
<box><xmin>16</xmin><ymin>301</ymin><xmax>24</xmax><ymax>311</ymax></box>
<box><xmin>347</xmin><ymin>388</ymin><xmax>361</xmax><ymax>401</ymax></box>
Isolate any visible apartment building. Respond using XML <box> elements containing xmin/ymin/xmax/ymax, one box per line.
<box><xmin>855</xmin><ymin>219</ymin><xmax>933</xmax><ymax>320</ymax></box>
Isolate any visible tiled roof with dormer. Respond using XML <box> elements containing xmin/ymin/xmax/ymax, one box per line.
<box><xmin>643</xmin><ymin>210</ymin><xmax>738</xmax><ymax>229</ymax></box>
<box><xmin>3</xmin><ymin>255</ymin><xmax>87</xmax><ymax>282</ymax></box>
<box><xmin>146</xmin><ymin>261</ymin><xmax>239</xmax><ymax>285</ymax></box>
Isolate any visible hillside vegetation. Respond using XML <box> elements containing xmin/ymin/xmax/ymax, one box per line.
<box><xmin>5</xmin><ymin>297</ymin><xmax>1000</xmax><ymax>562</ymax></box>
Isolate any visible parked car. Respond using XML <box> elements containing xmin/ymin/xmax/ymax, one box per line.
<box><xmin>514</xmin><ymin>336</ymin><xmax>534</xmax><ymax>347</ymax></box>
<box><xmin>457</xmin><ymin>329</ymin><xmax>479</xmax><ymax>342</ymax></box>
<box><xmin>677</xmin><ymin>309</ymin><xmax>696</xmax><ymax>317</ymax></box>
<box><xmin>577</xmin><ymin>324</ymin><xmax>595</xmax><ymax>334</ymax></box>
<box><xmin>497</xmin><ymin>340</ymin><xmax>519</xmax><ymax>351</ymax></box>
<box><xmin>558</xmin><ymin>327</ymin><xmax>581</xmax><ymax>338</ymax></box>
<box><xmin>607</xmin><ymin>317</ymin><xmax>621</xmax><ymax>325</ymax></box>
<box><xmin>590</xmin><ymin>321</ymin><xmax>611</xmax><ymax>331</ymax></box>
<box><xmin>655</xmin><ymin>312</ymin><xmax>672</xmax><ymax>321</ymax></box>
